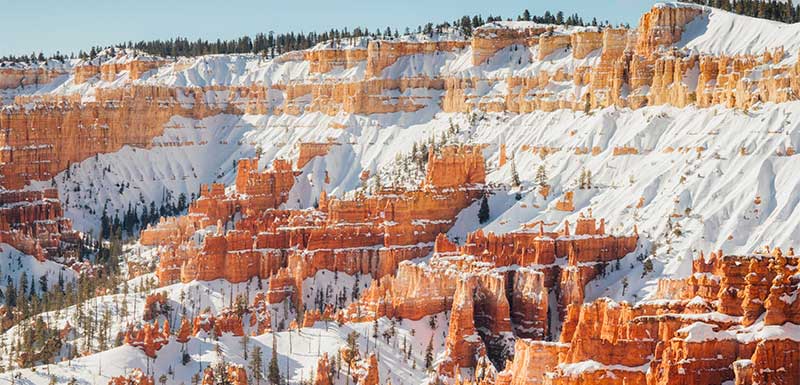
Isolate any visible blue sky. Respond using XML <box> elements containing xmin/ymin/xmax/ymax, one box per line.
<box><xmin>1</xmin><ymin>0</ymin><xmax>659</xmax><ymax>57</ymax></box>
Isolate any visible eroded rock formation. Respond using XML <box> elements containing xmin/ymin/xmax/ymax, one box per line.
<box><xmin>489</xmin><ymin>246</ymin><xmax>800</xmax><ymax>385</ymax></box>
<box><xmin>0</xmin><ymin>188</ymin><xmax>81</xmax><ymax>266</ymax></box>
<box><xmin>108</xmin><ymin>369</ymin><xmax>155</xmax><ymax>385</ymax></box>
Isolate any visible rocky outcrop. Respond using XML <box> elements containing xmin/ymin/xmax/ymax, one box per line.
<box><xmin>425</xmin><ymin>145</ymin><xmax>486</xmax><ymax>188</ymax></box>
<box><xmin>284</xmin><ymin>77</ymin><xmax>444</xmax><ymax>116</ymax></box>
<box><xmin>366</xmin><ymin>40</ymin><xmax>468</xmax><ymax>77</ymax></box>
<box><xmin>472</xmin><ymin>23</ymin><xmax>547</xmax><ymax>65</ymax></box>
<box><xmin>108</xmin><ymin>369</ymin><xmax>155</xmax><ymax>385</ymax></box>
<box><xmin>190</xmin><ymin>311</ymin><xmax>244</xmax><ymax>337</ymax></box>
<box><xmin>570</xmin><ymin>30</ymin><xmax>603</xmax><ymax>59</ymax></box>
<box><xmin>0</xmin><ymin>188</ymin><xmax>80</xmax><ymax>263</ymax></box>
<box><xmin>202</xmin><ymin>364</ymin><xmax>248</xmax><ymax>385</ymax></box>
<box><xmin>635</xmin><ymin>4</ymin><xmax>704</xmax><ymax>56</ymax></box>
<box><xmin>0</xmin><ymin>65</ymin><xmax>68</xmax><ymax>90</ymax></box>
<box><xmin>297</xmin><ymin>142</ymin><xmax>338</xmax><ymax>169</ymax></box>
<box><xmin>176</xmin><ymin>317</ymin><xmax>192</xmax><ymax>343</ymax></box>
<box><xmin>100</xmin><ymin>58</ymin><xmax>167</xmax><ymax>82</ymax></box>
<box><xmin>511</xmin><ymin>269</ymin><xmax>549</xmax><ymax>339</ymax></box>
<box><xmin>357</xmin><ymin>354</ymin><xmax>379</xmax><ymax>385</ymax></box>
<box><xmin>234</xmin><ymin>157</ymin><xmax>299</xmax><ymax>212</ymax></box>
<box><xmin>142</xmin><ymin>292</ymin><xmax>168</xmax><ymax>321</ymax></box>
<box><xmin>314</xmin><ymin>353</ymin><xmax>334</xmax><ymax>385</ymax></box>
<box><xmin>305</xmin><ymin>47</ymin><xmax>368</xmax><ymax>74</ymax></box>
<box><xmin>438</xmin><ymin>280</ymin><xmax>485</xmax><ymax>376</ymax></box>
<box><xmin>0</xmin><ymin>86</ymin><xmax>210</xmax><ymax>189</ymax></box>
<box><xmin>502</xmin><ymin>339</ymin><xmax>568</xmax><ymax>385</ymax></box>
<box><xmin>124</xmin><ymin>320</ymin><xmax>170</xmax><ymax>358</ymax></box>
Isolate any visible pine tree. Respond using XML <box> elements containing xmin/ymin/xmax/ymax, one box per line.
<box><xmin>424</xmin><ymin>337</ymin><xmax>434</xmax><ymax>370</ymax></box>
<box><xmin>535</xmin><ymin>165</ymin><xmax>548</xmax><ymax>188</ymax></box>
<box><xmin>241</xmin><ymin>333</ymin><xmax>249</xmax><ymax>360</ymax></box>
<box><xmin>268</xmin><ymin>334</ymin><xmax>281</xmax><ymax>385</ymax></box>
<box><xmin>478</xmin><ymin>195</ymin><xmax>490</xmax><ymax>224</ymax></box>
<box><xmin>342</xmin><ymin>331</ymin><xmax>359</xmax><ymax>383</ymax></box>
<box><xmin>250</xmin><ymin>346</ymin><xmax>264</xmax><ymax>385</ymax></box>
<box><xmin>510</xmin><ymin>159</ymin><xmax>521</xmax><ymax>188</ymax></box>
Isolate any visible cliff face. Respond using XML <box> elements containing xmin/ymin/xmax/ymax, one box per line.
<box><xmin>332</xmin><ymin>212</ymin><xmax>638</xmax><ymax>381</ymax></box>
<box><xmin>635</xmin><ymin>4</ymin><xmax>704</xmax><ymax>56</ymax></box>
<box><xmin>0</xmin><ymin>67</ymin><xmax>68</xmax><ymax>90</ymax></box>
<box><xmin>0</xmin><ymin>86</ymin><xmax>217</xmax><ymax>190</ymax></box>
<box><xmin>366</xmin><ymin>40</ymin><xmax>468</xmax><ymax>77</ymax></box>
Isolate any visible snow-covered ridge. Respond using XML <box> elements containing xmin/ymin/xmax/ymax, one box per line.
<box><xmin>73</xmin><ymin>47</ymin><xmax>163</xmax><ymax>67</ymax></box>
<box><xmin>664</xmin><ymin>1</ymin><xmax>800</xmax><ymax>58</ymax></box>
<box><xmin>476</xmin><ymin>20</ymin><xmax>599</xmax><ymax>34</ymax></box>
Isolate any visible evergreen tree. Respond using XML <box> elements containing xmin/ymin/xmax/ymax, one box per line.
<box><xmin>250</xmin><ymin>346</ymin><xmax>264</xmax><ymax>385</ymax></box>
<box><xmin>510</xmin><ymin>159</ymin><xmax>521</xmax><ymax>188</ymax></box>
<box><xmin>535</xmin><ymin>165</ymin><xmax>548</xmax><ymax>188</ymax></box>
<box><xmin>268</xmin><ymin>334</ymin><xmax>281</xmax><ymax>385</ymax></box>
<box><xmin>241</xmin><ymin>333</ymin><xmax>249</xmax><ymax>360</ymax></box>
<box><xmin>424</xmin><ymin>337</ymin><xmax>434</xmax><ymax>370</ymax></box>
<box><xmin>478</xmin><ymin>195</ymin><xmax>490</xmax><ymax>224</ymax></box>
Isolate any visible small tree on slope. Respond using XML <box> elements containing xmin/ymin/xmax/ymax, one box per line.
<box><xmin>478</xmin><ymin>195</ymin><xmax>490</xmax><ymax>224</ymax></box>
<box><xmin>268</xmin><ymin>334</ymin><xmax>282</xmax><ymax>385</ymax></box>
<box><xmin>250</xmin><ymin>346</ymin><xmax>264</xmax><ymax>385</ymax></box>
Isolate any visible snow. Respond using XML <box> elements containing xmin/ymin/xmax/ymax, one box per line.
<box><xmin>557</xmin><ymin>360</ymin><xmax>649</xmax><ymax>376</ymax></box>
<box><xmin>677</xmin><ymin>320</ymin><xmax>800</xmax><ymax>344</ymax></box>
<box><xmin>0</xmin><ymin>243</ymin><xmax>78</xmax><ymax>295</ymax></box>
<box><xmin>671</xmin><ymin>2</ymin><xmax>800</xmax><ymax>60</ymax></box>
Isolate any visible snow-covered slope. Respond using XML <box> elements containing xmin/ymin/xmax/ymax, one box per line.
<box><xmin>671</xmin><ymin>2</ymin><xmax>800</xmax><ymax>59</ymax></box>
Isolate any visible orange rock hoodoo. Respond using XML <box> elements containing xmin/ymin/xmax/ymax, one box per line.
<box><xmin>314</xmin><ymin>353</ymin><xmax>334</xmax><ymax>385</ymax></box>
<box><xmin>142</xmin><ymin>292</ymin><xmax>168</xmax><ymax>321</ymax></box>
<box><xmin>148</xmin><ymin>145</ymin><xmax>486</xmax><ymax>322</ymax></box>
<box><xmin>107</xmin><ymin>369</ymin><xmax>155</xmax><ymax>385</ymax></box>
<box><xmin>124</xmin><ymin>320</ymin><xmax>171</xmax><ymax>358</ymax></box>
<box><xmin>0</xmin><ymin>188</ymin><xmax>80</xmax><ymax>264</ymax></box>
<box><xmin>489</xmin><ymin>247</ymin><xmax>800</xmax><ymax>385</ymax></box>
<box><xmin>335</xmin><ymin>211</ymin><xmax>638</xmax><ymax>379</ymax></box>
<box><xmin>202</xmin><ymin>364</ymin><xmax>248</xmax><ymax>385</ymax></box>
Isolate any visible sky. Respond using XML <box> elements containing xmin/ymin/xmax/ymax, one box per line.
<box><xmin>0</xmin><ymin>0</ymin><xmax>660</xmax><ymax>57</ymax></box>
